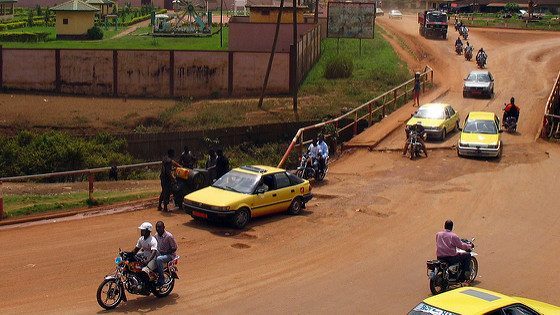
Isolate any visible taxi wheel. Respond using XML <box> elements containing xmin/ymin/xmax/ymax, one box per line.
<box><xmin>288</xmin><ymin>198</ymin><xmax>303</xmax><ymax>215</ymax></box>
<box><xmin>231</xmin><ymin>209</ymin><xmax>250</xmax><ymax>229</ymax></box>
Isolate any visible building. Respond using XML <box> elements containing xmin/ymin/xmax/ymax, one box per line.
<box><xmin>247</xmin><ymin>4</ymin><xmax>307</xmax><ymax>23</ymax></box>
<box><xmin>51</xmin><ymin>0</ymin><xmax>99</xmax><ymax>39</ymax></box>
<box><xmin>452</xmin><ymin>0</ymin><xmax>559</xmax><ymax>14</ymax></box>
<box><xmin>86</xmin><ymin>0</ymin><xmax>115</xmax><ymax>17</ymax></box>
<box><xmin>0</xmin><ymin>0</ymin><xmax>17</xmax><ymax>20</ymax></box>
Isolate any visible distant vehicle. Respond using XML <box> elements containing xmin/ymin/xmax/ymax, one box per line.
<box><xmin>418</xmin><ymin>10</ymin><xmax>448</xmax><ymax>39</ymax></box>
<box><xmin>457</xmin><ymin>111</ymin><xmax>502</xmax><ymax>158</ymax></box>
<box><xmin>184</xmin><ymin>165</ymin><xmax>313</xmax><ymax>229</ymax></box>
<box><xmin>407</xmin><ymin>103</ymin><xmax>460</xmax><ymax>141</ymax></box>
<box><xmin>408</xmin><ymin>287</ymin><xmax>560</xmax><ymax>315</ymax></box>
<box><xmin>376</xmin><ymin>8</ymin><xmax>384</xmax><ymax>16</ymax></box>
<box><xmin>388</xmin><ymin>10</ymin><xmax>402</xmax><ymax>19</ymax></box>
<box><xmin>463</xmin><ymin>70</ymin><xmax>494</xmax><ymax>98</ymax></box>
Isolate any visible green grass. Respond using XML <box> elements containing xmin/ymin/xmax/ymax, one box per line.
<box><xmin>0</xmin><ymin>26</ymin><xmax>229</xmax><ymax>50</ymax></box>
<box><xmin>457</xmin><ymin>15</ymin><xmax>560</xmax><ymax>31</ymax></box>
<box><xmin>4</xmin><ymin>190</ymin><xmax>158</xmax><ymax>218</ymax></box>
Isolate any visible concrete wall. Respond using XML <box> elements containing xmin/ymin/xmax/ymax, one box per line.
<box><xmin>232</xmin><ymin>52</ymin><xmax>289</xmax><ymax>95</ymax></box>
<box><xmin>2</xmin><ymin>49</ymin><xmax>56</xmax><ymax>91</ymax></box>
<box><xmin>60</xmin><ymin>50</ymin><xmax>114</xmax><ymax>95</ymax></box>
<box><xmin>174</xmin><ymin>51</ymin><xmax>229</xmax><ymax>97</ymax></box>
<box><xmin>117</xmin><ymin>50</ymin><xmax>171</xmax><ymax>97</ymax></box>
<box><xmin>229</xmin><ymin>21</ymin><xmax>316</xmax><ymax>52</ymax></box>
<box><xmin>55</xmin><ymin>11</ymin><xmax>96</xmax><ymax>35</ymax></box>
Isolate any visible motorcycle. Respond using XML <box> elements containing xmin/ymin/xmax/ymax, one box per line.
<box><xmin>460</xmin><ymin>27</ymin><xmax>469</xmax><ymax>40</ymax></box>
<box><xmin>455</xmin><ymin>43</ymin><xmax>463</xmax><ymax>55</ymax></box>
<box><xmin>314</xmin><ymin>155</ymin><xmax>329</xmax><ymax>182</ymax></box>
<box><xmin>407</xmin><ymin>130</ymin><xmax>425</xmax><ymax>160</ymax></box>
<box><xmin>502</xmin><ymin>105</ymin><xmax>518</xmax><ymax>133</ymax></box>
<box><xmin>476</xmin><ymin>54</ymin><xmax>487</xmax><ymax>68</ymax></box>
<box><xmin>96</xmin><ymin>250</ymin><xmax>179</xmax><ymax>310</ymax></box>
<box><xmin>296</xmin><ymin>154</ymin><xmax>315</xmax><ymax>180</ymax></box>
<box><xmin>464</xmin><ymin>47</ymin><xmax>473</xmax><ymax>61</ymax></box>
<box><xmin>426</xmin><ymin>238</ymin><xmax>478</xmax><ymax>295</ymax></box>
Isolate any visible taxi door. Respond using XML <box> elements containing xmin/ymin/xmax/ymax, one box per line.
<box><xmin>271</xmin><ymin>172</ymin><xmax>297</xmax><ymax>213</ymax></box>
<box><xmin>250</xmin><ymin>174</ymin><xmax>280</xmax><ymax>217</ymax></box>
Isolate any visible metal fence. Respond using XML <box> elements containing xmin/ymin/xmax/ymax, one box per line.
<box><xmin>541</xmin><ymin>71</ymin><xmax>560</xmax><ymax>139</ymax></box>
<box><xmin>277</xmin><ymin>66</ymin><xmax>434</xmax><ymax>168</ymax></box>
<box><xmin>0</xmin><ymin>161</ymin><xmax>160</xmax><ymax>220</ymax></box>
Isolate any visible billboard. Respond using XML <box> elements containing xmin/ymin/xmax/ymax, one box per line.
<box><xmin>327</xmin><ymin>2</ymin><xmax>376</xmax><ymax>39</ymax></box>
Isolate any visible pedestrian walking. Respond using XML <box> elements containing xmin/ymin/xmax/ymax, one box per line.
<box><xmin>413</xmin><ymin>72</ymin><xmax>421</xmax><ymax>107</ymax></box>
<box><xmin>158</xmin><ymin>149</ymin><xmax>180</xmax><ymax>212</ymax></box>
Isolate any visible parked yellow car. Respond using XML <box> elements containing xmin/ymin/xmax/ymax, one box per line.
<box><xmin>457</xmin><ymin>111</ymin><xmax>502</xmax><ymax>158</ymax></box>
<box><xmin>407</xmin><ymin>103</ymin><xmax>460</xmax><ymax>140</ymax></box>
<box><xmin>183</xmin><ymin>165</ymin><xmax>313</xmax><ymax>228</ymax></box>
<box><xmin>408</xmin><ymin>287</ymin><xmax>560</xmax><ymax>315</ymax></box>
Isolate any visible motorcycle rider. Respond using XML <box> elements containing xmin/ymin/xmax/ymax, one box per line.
<box><xmin>460</xmin><ymin>25</ymin><xmax>468</xmax><ymax>38</ymax></box>
<box><xmin>503</xmin><ymin>97</ymin><xmax>520</xmax><ymax>127</ymax></box>
<box><xmin>317</xmin><ymin>134</ymin><xmax>329</xmax><ymax>173</ymax></box>
<box><xmin>402</xmin><ymin>121</ymin><xmax>428</xmax><ymax>157</ymax></box>
<box><xmin>131</xmin><ymin>222</ymin><xmax>159</xmax><ymax>279</ymax></box>
<box><xmin>455</xmin><ymin>37</ymin><xmax>463</xmax><ymax>52</ymax></box>
<box><xmin>436</xmin><ymin>220</ymin><xmax>473</xmax><ymax>283</ymax></box>
<box><xmin>464</xmin><ymin>41</ymin><xmax>473</xmax><ymax>58</ymax></box>
<box><xmin>155</xmin><ymin>221</ymin><xmax>178</xmax><ymax>287</ymax></box>
<box><xmin>307</xmin><ymin>137</ymin><xmax>320</xmax><ymax>168</ymax></box>
<box><xmin>476</xmin><ymin>48</ymin><xmax>487</xmax><ymax>66</ymax></box>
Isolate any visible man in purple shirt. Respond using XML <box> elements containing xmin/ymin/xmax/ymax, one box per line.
<box><xmin>436</xmin><ymin>220</ymin><xmax>473</xmax><ymax>282</ymax></box>
<box><xmin>155</xmin><ymin>221</ymin><xmax>178</xmax><ymax>286</ymax></box>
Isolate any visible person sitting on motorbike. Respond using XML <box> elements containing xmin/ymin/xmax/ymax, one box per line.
<box><xmin>464</xmin><ymin>41</ymin><xmax>473</xmax><ymax>55</ymax></box>
<box><xmin>436</xmin><ymin>220</ymin><xmax>473</xmax><ymax>283</ymax></box>
<box><xmin>155</xmin><ymin>221</ymin><xmax>178</xmax><ymax>287</ymax></box>
<box><xmin>402</xmin><ymin>121</ymin><xmax>428</xmax><ymax>157</ymax></box>
<box><xmin>455</xmin><ymin>37</ymin><xmax>463</xmax><ymax>49</ymax></box>
<box><xmin>307</xmin><ymin>137</ymin><xmax>320</xmax><ymax>168</ymax></box>
<box><xmin>476</xmin><ymin>48</ymin><xmax>487</xmax><ymax>64</ymax></box>
<box><xmin>317</xmin><ymin>134</ymin><xmax>329</xmax><ymax>172</ymax></box>
<box><xmin>503</xmin><ymin>97</ymin><xmax>520</xmax><ymax>126</ymax></box>
<box><xmin>131</xmin><ymin>222</ymin><xmax>159</xmax><ymax>278</ymax></box>
<box><xmin>460</xmin><ymin>25</ymin><xmax>468</xmax><ymax>37</ymax></box>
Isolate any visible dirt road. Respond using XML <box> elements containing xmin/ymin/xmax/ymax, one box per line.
<box><xmin>1</xmin><ymin>16</ymin><xmax>560</xmax><ymax>314</ymax></box>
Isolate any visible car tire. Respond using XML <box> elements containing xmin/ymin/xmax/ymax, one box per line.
<box><xmin>287</xmin><ymin>197</ymin><xmax>303</xmax><ymax>215</ymax></box>
<box><xmin>231</xmin><ymin>209</ymin><xmax>250</xmax><ymax>229</ymax></box>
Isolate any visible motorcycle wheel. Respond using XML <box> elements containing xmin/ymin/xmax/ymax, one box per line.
<box><xmin>315</xmin><ymin>169</ymin><xmax>326</xmax><ymax>181</ymax></box>
<box><xmin>96</xmin><ymin>279</ymin><xmax>123</xmax><ymax>310</ymax></box>
<box><xmin>429</xmin><ymin>274</ymin><xmax>448</xmax><ymax>295</ymax></box>
<box><xmin>153</xmin><ymin>271</ymin><xmax>175</xmax><ymax>298</ymax></box>
<box><xmin>467</xmin><ymin>257</ymin><xmax>479</xmax><ymax>283</ymax></box>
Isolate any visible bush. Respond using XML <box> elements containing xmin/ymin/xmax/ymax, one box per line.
<box><xmin>87</xmin><ymin>25</ymin><xmax>103</xmax><ymax>40</ymax></box>
<box><xmin>0</xmin><ymin>131</ymin><xmax>134</xmax><ymax>178</ymax></box>
<box><xmin>0</xmin><ymin>31</ymin><xmax>49</xmax><ymax>42</ymax></box>
<box><xmin>0</xmin><ymin>21</ymin><xmax>27</xmax><ymax>31</ymax></box>
<box><xmin>324</xmin><ymin>55</ymin><xmax>354</xmax><ymax>79</ymax></box>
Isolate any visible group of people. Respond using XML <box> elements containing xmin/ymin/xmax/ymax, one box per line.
<box><xmin>133</xmin><ymin>221</ymin><xmax>178</xmax><ymax>287</ymax></box>
<box><xmin>455</xmin><ymin>37</ymin><xmax>486</xmax><ymax>65</ymax></box>
<box><xmin>158</xmin><ymin>146</ymin><xmax>230</xmax><ymax>212</ymax></box>
<box><xmin>306</xmin><ymin>134</ymin><xmax>329</xmax><ymax>172</ymax></box>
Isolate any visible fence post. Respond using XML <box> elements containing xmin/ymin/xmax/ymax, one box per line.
<box><xmin>368</xmin><ymin>102</ymin><xmax>373</xmax><ymax>126</ymax></box>
<box><xmin>88</xmin><ymin>173</ymin><xmax>94</xmax><ymax>202</ymax></box>
<box><xmin>393</xmin><ymin>89</ymin><xmax>397</xmax><ymax>109</ymax></box>
<box><xmin>382</xmin><ymin>98</ymin><xmax>386</xmax><ymax>117</ymax></box>
<box><xmin>353</xmin><ymin>111</ymin><xmax>358</xmax><ymax>136</ymax></box>
<box><xmin>404</xmin><ymin>83</ymin><xmax>408</xmax><ymax>101</ymax></box>
<box><xmin>299</xmin><ymin>130</ymin><xmax>305</xmax><ymax>158</ymax></box>
<box><xmin>0</xmin><ymin>180</ymin><xmax>3</xmax><ymax>220</ymax></box>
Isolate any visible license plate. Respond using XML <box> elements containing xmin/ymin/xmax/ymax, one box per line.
<box><xmin>192</xmin><ymin>211</ymin><xmax>208</xmax><ymax>219</ymax></box>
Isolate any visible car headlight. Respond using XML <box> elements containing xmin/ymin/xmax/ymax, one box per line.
<box><xmin>210</xmin><ymin>205</ymin><xmax>230</xmax><ymax>211</ymax></box>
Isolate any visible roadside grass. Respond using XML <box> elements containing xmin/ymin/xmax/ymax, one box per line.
<box><xmin>459</xmin><ymin>16</ymin><xmax>560</xmax><ymax>31</ymax></box>
<box><xmin>0</xmin><ymin>26</ymin><xmax>229</xmax><ymax>50</ymax></box>
<box><xmin>4</xmin><ymin>189</ymin><xmax>158</xmax><ymax>218</ymax></box>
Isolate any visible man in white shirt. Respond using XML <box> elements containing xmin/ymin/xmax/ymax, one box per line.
<box><xmin>131</xmin><ymin>222</ymin><xmax>159</xmax><ymax>274</ymax></box>
<box><xmin>317</xmin><ymin>134</ymin><xmax>329</xmax><ymax>171</ymax></box>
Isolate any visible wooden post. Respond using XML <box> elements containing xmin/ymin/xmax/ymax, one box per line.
<box><xmin>88</xmin><ymin>173</ymin><xmax>94</xmax><ymax>202</ymax></box>
<box><xmin>353</xmin><ymin>111</ymin><xmax>358</xmax><ymax>136</ymax></box>
<box><xmin>0</xmin><ymin>180</ymin><xmax>3</xmax><ymax>220</ymax></box>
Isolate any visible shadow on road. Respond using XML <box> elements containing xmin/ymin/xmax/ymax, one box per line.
<box><xmin>97</xmin><ymin>292</ymin><xmax>179</xmax><ymax>314</ymax></box>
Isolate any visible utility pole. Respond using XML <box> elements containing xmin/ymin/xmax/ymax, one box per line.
<box><xmin>292</xmin><ymin>0</ymin><xmax>298</xmax><ymax>112</ymax></box>
<box><xmin>220</xmin><ymin>0</ymin><xmax>223</xmax><ymax>47</ymax></box>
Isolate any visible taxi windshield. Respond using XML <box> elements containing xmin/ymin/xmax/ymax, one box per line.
<box><xmin>212</xmin><ymin>170</ymin><xmax>260</xmax><ymax>194</ymax></box>
<box><xmin>463</xmin><ymin>119</ymin><xmax>497</xmax><ymax>134</ymax></box>
<box><xmin>414</xmin><ymin>107</ymin><xmax>445</xmax><ymax>119</ymax></box>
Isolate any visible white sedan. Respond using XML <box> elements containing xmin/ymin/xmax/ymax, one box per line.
<box><xmin>388</xmin><ymin>10</ymin><xmax>402</xmax><ymax>19</ymax></box>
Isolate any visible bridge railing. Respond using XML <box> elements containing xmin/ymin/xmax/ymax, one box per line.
<box><xmin>277</xmin><ymin>66</ymin><xmax>435</xmax><ymax>168</ymax></box>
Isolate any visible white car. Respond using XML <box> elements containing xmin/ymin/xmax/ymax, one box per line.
<box><xmin>388</xmin><ymin>10</ymin><xmax>402</xmax><ymax>19</ymax></box>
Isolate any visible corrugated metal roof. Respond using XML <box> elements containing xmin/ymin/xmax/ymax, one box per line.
<box><xmin>51</xmin><ymin>0</ymin><xmax>100</xmax><ymax>11</ymax></box>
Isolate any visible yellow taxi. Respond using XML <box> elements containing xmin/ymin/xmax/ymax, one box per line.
<box><xmin>408</xmin><ymin>287</ymin><xmax>560</xmax><ymax>315</ymax></box>
<box><xmin>457</xmin><ymin>111</ymin><xmax>502</xmax><ymax>158</ymax></box>
<box><xmin>183</xmin><ymin>165</ymin><xmax>313</xmax><ymax>229</ymax></box>
<box><xmin>407</xmin><ymin>103</ymin><xmax>460</xmax><ymax>140</ymax></box>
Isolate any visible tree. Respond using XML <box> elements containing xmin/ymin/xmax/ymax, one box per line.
<box><xmin>36</xmin><ymin>4</ymin><xmax>42</xmax><ymax>16</ymax></box>
<box><xmin>504</xmin><ymin>2</ymin><xmax>520</xmax><ymax>13</ymax></box>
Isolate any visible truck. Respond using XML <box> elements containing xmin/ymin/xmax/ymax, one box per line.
<box><xmin>418</xmin><ymin>10</ymin><xmax>448</xmax><ymax>39</ymax></box>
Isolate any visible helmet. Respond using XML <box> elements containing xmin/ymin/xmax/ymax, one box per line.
<box><xmin>138</xmin><ymin>222</ymin><xmax>153</xmax><ymax>231</ymax></box>
<box><xmin>510</xmin><ymin>97</ymin><xmax>515</xmax><ymax>104</ymax></box>
<box><xmin>480</xmin><ymin>47</ymin><xmax>484</xmax><ymax>51</ymax></box>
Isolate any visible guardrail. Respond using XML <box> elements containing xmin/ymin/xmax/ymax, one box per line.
<box><xmin>541</xmin><ymin>71</ymin><xmax>560</xmax><ymax>140</ymax></box>
<box><xmin>0</xmin><ymin>161</ymin><xmax>160</xmax><ymax>220</ymax></box>
<box><xmin>277</xmin><ymin>66</ymin><xmax>434</xmax><ymax>168</ymax></box>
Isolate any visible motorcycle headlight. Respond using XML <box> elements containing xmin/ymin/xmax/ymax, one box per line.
<box><xmin>115</xmin><ymin>256</ymin><xmax>123</xmax><ymax>265</ymax></box>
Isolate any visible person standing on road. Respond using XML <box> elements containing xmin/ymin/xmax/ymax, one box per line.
<box><xmin>158</xmin><ymin>149</ymin><xmax>180</xmax><ymax>212</ymax></box>
<box><xmin>215</xmin><ymin>149</ymin><xmax>230</xmax><ymax>179</ymax></box>
<box><xmin>413</xmin><ymin>72</ymin><xmax>421</xmax><ymax>107</ymax></box>
<box><xmin>436</xmin><ymin>220</ymin><xmax>473</xmax><ymax>283</ymax></box>
<box><xmin>155</xmin><ymin>221</ymin><xmax>178</xmax><ymax>287</ymax></box>
<box><xmin>180</xmin><ymin>146</ymin><xmax>197</xmax><ymax>169</ymax></box>
<box><xmin>205</xmin><ymin>149</ymin><xmax>218</xmax><ymax>181</ymax></box>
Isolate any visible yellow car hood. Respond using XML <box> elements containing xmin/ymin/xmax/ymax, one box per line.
<box><xmin>185</xmin><ymin>186</ymin><xmax>250</xmax><ymax>207</ymax></box>
<box><xmin>407</xmin><ymin>117</ymin><xmax>445</xmax><ymax>128</ymax></box>
<box><xmin>460</xmin><ymin>132</ymin><xmax>499</xmax><ymax>145</ymax></box>
<box><xmin>513</xmin><ymin>297</ymin><xmax>560</xmax><ymax>313</ymax></box>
